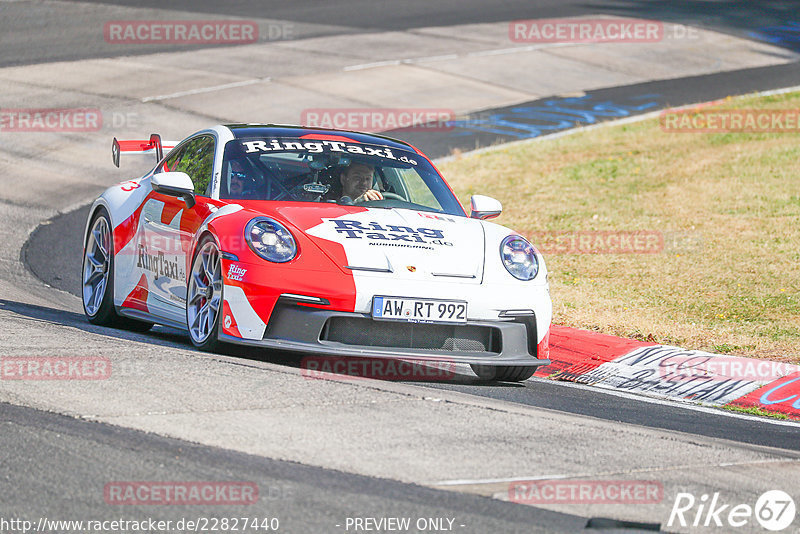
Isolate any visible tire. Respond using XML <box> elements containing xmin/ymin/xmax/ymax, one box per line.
<box><xmin>82</xmin><ymin>209</ymin><xmax>117</xmax><ymax>326</ymax></box>
<box><xmin>186</xmin><ymin>237</ymin><xmax>224</xmax><ymax>352</ymax></box>
<box><xmin>82</xmin><ymin>208</ymin><xmax>154</xmax><ymax>332</ymax></box>
<box><xmin>470</xmin><ymin>364</ymin><xmax>536</xmax><ymax>382</ymax></box>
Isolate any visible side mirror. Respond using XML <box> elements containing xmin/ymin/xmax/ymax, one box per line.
<box><xmin>152</xmin><ymin>172</ymin><xmax>196</xmax><ymax>208</ymax></box>
<box><xmin>470</xmin><ymin>195</ymin><xmax>502</xmax><ymax>220</ymax></box>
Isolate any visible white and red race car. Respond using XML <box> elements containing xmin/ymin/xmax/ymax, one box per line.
<box><xmin>82</xmin><ymin>125</ymin><xmax>551</xmax><ymax>381</ymax></box>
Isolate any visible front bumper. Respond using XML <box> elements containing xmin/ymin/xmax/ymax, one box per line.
<box><xmin>219</xmin><ymin>299</ymin><xmax>550</xmax><ymax>367</ymax></box>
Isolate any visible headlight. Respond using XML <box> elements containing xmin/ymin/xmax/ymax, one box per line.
<box><xmin>245</xmin><ymin>217</ymin><xmax>297</xmax><ymax>263</ymax></box>
<box><xmin>500</xmin><ymin>235</ymin><xmax>538</xmax><ymax>280</ymax></box>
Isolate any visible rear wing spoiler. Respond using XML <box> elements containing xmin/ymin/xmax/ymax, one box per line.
<box><xmin>112</xmin><ymin>134</ymin><xmax>178</xmax><ymax>167</ymax></box>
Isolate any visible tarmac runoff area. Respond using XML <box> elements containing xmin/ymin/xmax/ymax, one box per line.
<box><xmin>2</xmin><ymin>15</ymin><xmax>800</xmax><ymax>530</ymax></box>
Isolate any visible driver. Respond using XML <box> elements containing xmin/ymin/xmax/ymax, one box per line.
<box><xmin>340</xmin><ymin>162</ymin><xmax>383</xmax><ymax>202</ymax></box>
<box><xmin>228</xmin><ymin>171</ymin><xmax>249</xmax><ymax>197</ymax></box>
<box><xmin>226</xmin><ymin>160</ymin><xmax>261</xmax><ymax>200</ymax></box>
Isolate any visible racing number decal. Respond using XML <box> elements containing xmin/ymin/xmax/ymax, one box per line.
<box><xmin>120</xmin><ymin>181</ymin><xmax>141</xmax><ymax>192</ymax></box>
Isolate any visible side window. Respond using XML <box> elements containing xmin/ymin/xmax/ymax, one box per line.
<box><xmin>160</xmin><ymin>145</ymin><xmax>185</xmax><ymax>174</ymax></box>
<box><xmin>159</xmin><ymin>136</ymin><xmax>215</xmax><ymax>195</ymax></box>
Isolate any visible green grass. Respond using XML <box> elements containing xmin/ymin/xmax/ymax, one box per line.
<box><xmin>721</xmin><ymin>405</ymin><xmax>792</xmax><ymax>420</ymax></box>
<box><xmin>440</xmin><ymin>91</ymin><xmax>800</xmax><ymax>361</ymax></box>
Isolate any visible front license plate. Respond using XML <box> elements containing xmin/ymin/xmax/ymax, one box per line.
<box><xmin>372</xmin><ymin>296</ymin><xmax>467</xmax><ymax>324</ymax></box>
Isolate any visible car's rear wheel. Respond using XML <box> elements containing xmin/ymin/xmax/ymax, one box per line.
<box><xmin>187</xmin><ymin>237</ymin><xmax>224</xmax><ymax>352</ymax></box>
<box><xmin>82</xmin><ymin>210</ymin><xmax>116</xmax><ymax>325</ymax></box>
<box><xmin>470</xmin><ymin>364</ymin><xmax>536</xmax><ymax>382</ymax></box>
<box><xmin>82</xmin><ymin>209</ymin><xmax>153</xmax><ymax>332</ymax></box>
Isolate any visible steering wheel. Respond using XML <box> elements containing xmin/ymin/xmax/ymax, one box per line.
<box><xmin>380</xmin><ymin>192</ymin><xmax>405</xmax><ymax>201</ymax></box>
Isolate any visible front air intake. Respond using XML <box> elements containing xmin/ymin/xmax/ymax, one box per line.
<box><xmin>320</xmin><ymin>317</ymin><xmax>501</xmax><ymax>353</ymax></box>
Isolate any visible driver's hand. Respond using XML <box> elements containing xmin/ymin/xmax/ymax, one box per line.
<box><xmin>358</xmin><ymin>189</ymin><xmax>383</xmax><ymax>201</ymax></box>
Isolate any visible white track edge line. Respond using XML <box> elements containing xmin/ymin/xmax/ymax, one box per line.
<box><xmin>430</xmin><ymin>458</ymin><xmax>792</xmax><ymax>487</ymax></box>
<box><xmin>141</xmin><ymin>77</ymin><xmax>271</xmax><ymax>103</ymax></box>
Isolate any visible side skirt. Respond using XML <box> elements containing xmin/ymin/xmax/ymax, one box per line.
<box><xmin>117</xmin><ymin>306</ymin><xmax>187</xmax><ymax>331</ymax></box>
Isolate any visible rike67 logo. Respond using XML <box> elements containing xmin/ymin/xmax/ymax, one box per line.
<box><xmin>668</xmin><ymin>490</ymin><xmax>796</xmax><ymax>531</ymax></box>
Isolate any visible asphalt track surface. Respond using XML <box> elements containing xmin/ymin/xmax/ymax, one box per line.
<box><xmin>0</xmin><ymin>401</ymin><xmax>589</xmax><ymax>533</ymax></box>
<box><xmin>2</xmin><ymin>0</ymin><xmax>799</xmax><ymax>67</ymax></box>
<box><xmin>6</xmin><ymin>0</ymin><xmax>800</xmax><ymax>531</ymax></box>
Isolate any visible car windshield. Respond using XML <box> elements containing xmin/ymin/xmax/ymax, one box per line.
<box><xmin>220</xmin><ymin>137</ymin><xmax>465</xmax><ymax>216</ymax></box>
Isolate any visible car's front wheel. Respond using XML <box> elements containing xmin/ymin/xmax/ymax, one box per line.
<box><xmin>470</xmin><ymin>364</ymin><xmax>536</xmax><ymax>382</ymax></box>
<box><xmin>187</xmin><ymin>237</ymin><xmax>224</xmax><ymax>352</ymax></box>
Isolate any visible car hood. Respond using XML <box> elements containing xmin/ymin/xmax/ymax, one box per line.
<box><xmin>278</xmin><ymin>206</ymin><xmax>486</xmax><ymax>283</ymax></box>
